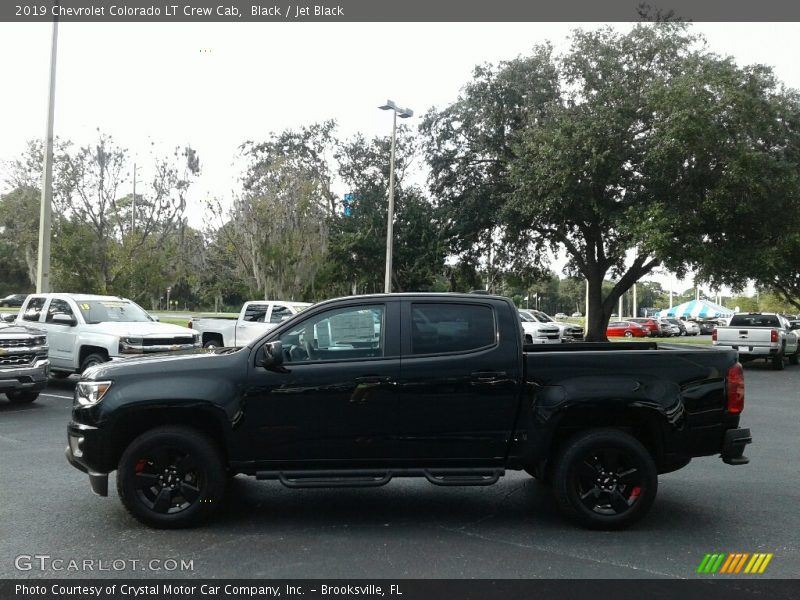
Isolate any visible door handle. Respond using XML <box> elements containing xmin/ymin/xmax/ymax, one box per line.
<box><xmin>470</xmin><ymin>370</ymin><xmax>507</xmax><ymax>381</ymax></box>
<box><xmin>354</xmin><ymin>376</ymin><xmax>394</xmax><ymax>385</ymax></box>
<box><xmin>351</xmin><ymin>376</ymin><xmax>394</xmax><ymax>404</ymax></box>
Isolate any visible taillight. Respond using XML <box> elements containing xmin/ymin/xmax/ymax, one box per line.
<box><xmin>711</xmin><ymin>328</ymin><xmax>717</xmax><ymax>341</ymax></box>
<box><xmin>770</xmin><ymin>329</ymin><xmax>779</xmax><ymax>343</ymax></box>
<box><xmin>726</xmin><ymin>363</ymin><xmax>745</xmax><ymax>414</ymax></box>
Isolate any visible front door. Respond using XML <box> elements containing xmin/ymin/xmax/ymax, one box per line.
<box><xmin>42</xmin><ymin>298</ymin><xmax>79</xmax><ymax>369</ymax></box>
<box><xmin>243</xmin><ymin>300</ymin><xmax>401</xmax><ymax>466</ymax></box>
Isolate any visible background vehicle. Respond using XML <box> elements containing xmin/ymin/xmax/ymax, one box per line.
<box><xmin>519</xmin><ymin>309</ymin><xmax>584</xmax><ymax>342</ymax></box>
<box><xmin>682</xmin><ymin>320</ymin><xmax>701</xmax><ymax>336</ymax></box>
<box><xmin>554</xmin><ymin>312</ymin><xmax>568</xmax><ymax>319</ymax></box>
<box><xmin>518</xmin><ymin>310</ymin><xmax>560</xmax><ymax>344</ymax></box>
<box><xmin>16</xmin><ymin>294</ymin><xmax>200</xmax><ymax>377</ymax></box>
<box><xmin>661</xmin><ymin>318</ymin><xmax>688</xmax><ymax>336</ymax></box>
<box><xmin>606</xmin><ymin>321</ymin><xmax>648</xmax><ymax>337</ymax></box>
<box><xmin>571</xmin><ymin>312</ymin><xmax>582</xmax><ymax>317</ymax></box>
<box><xmin>66</xmin><ymin>293</ymin><xmax>750</xmax><ymax>531</ymax></box>
<box><xmin>188</xmin><ymin>300</ymin><xmax>312</xmax><ymax>348</ymax></box>
<box><xmin>0</xmin><ymin>293</ymin><xmax>28</xmax><ymax>307</ymax></box>
<box><xmin>713</xmin><ymin>312</ymin><xmax>800</xmax><ymax>370</ymax></box>
<box><xmin>0</xmin><ymin>320</ymin><xmax>48</xmax><ymax>404</ymax></box>
<box><xmin>629</xmin><ymin>318</ymin><xmax>663</xmax><ymax>337</ymax></box>
<box><xmin>698</xmin><ymin>319</ymin><xmax>719</xmax><ymax>335</ymax></box>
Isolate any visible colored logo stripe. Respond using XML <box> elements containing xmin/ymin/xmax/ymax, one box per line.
<box><xmin>698</xmin><ymin>553</ymin><xmax>773</xmax><ymax>574</ymax></box>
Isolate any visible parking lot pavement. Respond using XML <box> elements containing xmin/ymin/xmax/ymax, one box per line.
<box><xmin>0</xmin><ymin>364</ymin><xmax>798</xmax><ymax>579</ymax></box>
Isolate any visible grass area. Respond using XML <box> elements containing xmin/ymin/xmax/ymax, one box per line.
<box><xmin>161</xmin><ymin>317</ymin><xmax>192</xmax><ymax>327</ymax></box>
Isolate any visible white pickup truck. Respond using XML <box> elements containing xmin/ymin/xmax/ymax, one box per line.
<box><xmin>188</xmin><ymin>300</ymin><xmax>312</xmax><ymax>348</ymax></box>
<box><xmin>713</xmin><ymin>312</ymin><xmax>800</xmax><ymax>370</ymax></box>
<box><xmin>16</xmin><ymin>293</ymin><xmax>201</xmax><ymax>376</ymax></box>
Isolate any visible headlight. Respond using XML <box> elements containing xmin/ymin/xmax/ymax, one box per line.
<box><xmin>76</xmin><ymin>381</ymin><xmax>113</xmax><ymax>406</ymax></box>
<box><xmin>34</xmin><ymin>336</ymin><xmax>47</xmax><ymax>346</ymax></box>
<box><xmin>119</xmin><ymin>336</ymin><xmax>143</xmax><ymax>353</ymax></box>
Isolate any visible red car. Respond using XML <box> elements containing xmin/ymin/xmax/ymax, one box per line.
<box><xmin>629</xmin><ymin>317</ymin><xmax>663</xmax><ymax>337</ymax></box>
<box><xmin>607</xmin><ymin>321</ymin><xmax>649</xmax><ymax>338</ymax></box>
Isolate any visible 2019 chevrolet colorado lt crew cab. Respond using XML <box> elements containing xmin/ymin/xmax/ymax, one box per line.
<box><xmin>66</xmin><ymin>293</ymin><xmax>751</xmax><ymax>530</ymax></box>
<box><xmin>0</xmin><ymin>321</ymin><xmax>49</xmax><ymax>404</ymax></box>
<box><xmin>17</xmin><ymin>293</ymin><xmax>200</xmax><ymax>376</ymax></box>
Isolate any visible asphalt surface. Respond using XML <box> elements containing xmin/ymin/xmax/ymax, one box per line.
<box><xmin>0</xmin><ymin>362</ymin><xmax>798</xmax><ymax>580</ymax></box>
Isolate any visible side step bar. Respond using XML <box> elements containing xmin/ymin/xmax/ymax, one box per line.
<box><xmin>256</xmin><ymin>468</ymin><xmax>504</xmax><ymax>489</ymax></box>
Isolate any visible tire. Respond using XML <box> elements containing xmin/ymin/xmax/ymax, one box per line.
<box><xmin>203</xmin><ymin>339</ymin><xmax>221</xmax><ymax>349</ymax></box>
<box><xmin>49</xmin><ymin>371</ymin><xmax>72</xmax><ymax>380</ymax></box>
<box><xmin>789</xmin><ymin>352</ymin><xmax>799</xmax><ymax>366</ymax></box>
<box><xmin>624</xmin><ymin>331</ymin><xmax>633</xmax><ymax>338</ymax></box>
<box><xmin>553</xmin><ymin>428</ymin><xmax>658</xmax><ymax>530</ymax></box>
<box><xmin>80</xmin><ymin>352</ymin><xmax>107</xmax><ymax>373</ymax></box>
<box><xmin>117</xmin><ymin>425</ymin><xmax>226</xmax><ymax>529</ymax></box>
<box><xmin>6</xmin><ymin>390</ymin><xmax>38</xmax><ymax>404</ymax></box>
<box><xmin>771</xmin><ymin>352</ymin><xmax>785</xmax><ymax>370</ymax></box>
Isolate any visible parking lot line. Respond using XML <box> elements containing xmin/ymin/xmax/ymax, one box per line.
<box><xmin>40</xmin><ymin>393</ymin><xmax>74</xmax><ymax>400</ymax></box>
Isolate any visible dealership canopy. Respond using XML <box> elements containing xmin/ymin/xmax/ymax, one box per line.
<box><xmin>659</xmin><ymin>300</ymin><xmax>734</xmax><ymax>319</ymax></box>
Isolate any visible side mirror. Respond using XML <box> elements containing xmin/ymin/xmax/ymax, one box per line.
<box><xmin>52</xmin><ymin>313</ymin><xmax>77</xmax><ymax>326</ymax></box>
<box><xmin>257</xmin><ymin>341</ymin><xmax>284</xmax><ymax>368</ymax></box>
<box><xmin>151</xmin><ymin>315</ymin><xmax>160</xmax><ymax>322</ymax></box>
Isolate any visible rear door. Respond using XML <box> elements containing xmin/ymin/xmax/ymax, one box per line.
<box><xmin>395</xmin><ymin>299</ymin><xmax>521</xmax><ymax>463</ymax></box>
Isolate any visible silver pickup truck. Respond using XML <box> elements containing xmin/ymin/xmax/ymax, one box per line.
<box><xmin>0</xmin><ymin>320</ymin><xmax>49</xmax><ymax>404</ymax></box>
<box><xmin>189</xmin><ymin>300</ymin><xmax>312</xmax><ymax>348</ymax></box>
<box><xmin>713</xmin><ymin>312</ymin><xmax>800</xmax><ymax>370</ymax></box>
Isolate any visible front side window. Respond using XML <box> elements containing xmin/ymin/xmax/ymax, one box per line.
<box><xmin>270</xmin><ymin>305</ymin><xmax>292</xmax><ymax>324</ymax></box>
<box><xmin>410</xmin><ymin>303</ymin><xmax>496</xmax><ymax>355</ymax></box>
<box><xmin>22</xmin><ymin>297</ymin><xmax>46</xmax><ymax>322</ymax></box>
<box><xmin>278</xmin><ymin>305</ymin><xmax>384</xmax><ymax>363</ymax></box>
<box><xmin>46</xmin><ymin>299</ymin><xmax>75</xmax><ymax>322</ymax></box>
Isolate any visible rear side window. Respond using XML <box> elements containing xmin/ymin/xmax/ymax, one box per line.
<box><xmin>243</xmin><ymin>304</ymin><xmax>269</xmax><ymax>322</ymax></box>
<box><xmin>410</xmin><ymin>303</ymin><xmax>496</xmax><ymax>355</ymax></box>
<box><xmin>22</xmin><ymin>297</ymin><xmax>46</xmax><ymax>322</ymax></box>
<box><xmin>730</xmin><ymin>315</ymin><xmax>780</xmax><ymax>327</ymax></box>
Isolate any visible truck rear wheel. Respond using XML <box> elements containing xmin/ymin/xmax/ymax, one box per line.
<box><xmin>771</xmin><ymin>351</ymin><xmax>785</xmax><ymax>370</ymax></box>
<box><xmin>553</xmin><ymin>428</ymin><xmax>657</xmax><ymax>530</ymax></box>
<box><xmin>117</xmin><ymin>426</ymin><xmax>226</xmax><ymax>529</ymax></box>
<box><xmin>6</xmin><ymin>391</ymin><xmax>38</xmax><ymax>404</ymax></box>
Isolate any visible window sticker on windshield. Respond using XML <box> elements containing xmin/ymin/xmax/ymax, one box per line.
<box><xmin>80</xmin><ymin>303</ymin><xmax>90</xmax><ymax>310</ymax></box>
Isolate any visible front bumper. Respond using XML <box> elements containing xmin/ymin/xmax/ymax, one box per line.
<box><xmin>66</xmin><ymin>421</ymin><xmax>110</xmax><ymax>496</ymax></box>
<box><xmin>0</xmin><ymin>358</ymin><xmax>49</xmax><ymax>392</ymax></box>
<box><xmin>721</xmin><ymin>427</ymin><xmax>752</xmax><ymax>465</ymax></box>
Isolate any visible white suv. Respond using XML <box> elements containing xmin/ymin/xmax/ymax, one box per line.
<box><xmin>16</xmin><ymin>293</ymin><xmax>200</xmax><ymax>376</ymax></box>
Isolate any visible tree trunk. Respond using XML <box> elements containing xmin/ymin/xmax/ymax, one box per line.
<box><xmin>584</xmin><ymin>274</ymin><xmax>611</xmax><ymax>342</ymax></box>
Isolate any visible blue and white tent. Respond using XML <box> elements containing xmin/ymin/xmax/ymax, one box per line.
<box><xmin>659</xmin><ymin>300</ymin><xmax>734</xmax><ymax>319</ymax></box>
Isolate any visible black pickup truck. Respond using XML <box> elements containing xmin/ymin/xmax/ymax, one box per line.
<box><xmin>66</xmin><ymin>293</ymin><xmax>751</xmax><ymax>530</ymax></box>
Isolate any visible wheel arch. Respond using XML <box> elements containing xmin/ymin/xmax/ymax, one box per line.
<box><xmin>107</xmin><ymin>406</ymin><xmax>230</xmax><ymax>472</ymax></box>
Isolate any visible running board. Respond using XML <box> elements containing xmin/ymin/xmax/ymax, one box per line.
<box><xmin>255</xmin><ymin>468</ymin><xmax>504</xmax><ymax>489</ymax></box>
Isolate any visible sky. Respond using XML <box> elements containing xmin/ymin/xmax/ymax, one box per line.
<box><xmin>1</xmin><ymin>21</ymin><xmax>799</xmax><ymax>295</ymax></box>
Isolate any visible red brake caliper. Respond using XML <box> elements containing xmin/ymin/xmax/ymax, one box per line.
<box><xmin>629</xmin><ymin>486</ymin><xmax>642</xmax><ymax>502</ymax></box>
<box><xmin>134</xmin><ymin>459</ymin><xmax>148</xmax><ymax>473</ymax></box>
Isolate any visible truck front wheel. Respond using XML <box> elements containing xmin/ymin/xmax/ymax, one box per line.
<box><xmin>553</xmin><ymin>428</ymin><xmax>658</xmax><ymax>530</ymax></box>
<box><xmin>80</xmin><ymin>353</ymin><xmax>107</xmax><ymax>373</ymax></box>
<box><xmin>6</xmin><ymin>391</ymin><xmax>38</xmax><ymax>404</ymax></box>
<box><xmin>117</xmin><ymin>426</ymin><xmax>226</xmax><ymax>529</ymax></box>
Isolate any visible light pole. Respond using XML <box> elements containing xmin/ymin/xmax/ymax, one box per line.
<box><xmin>378</xmin><ymin>99</ymin><xmax>413</xmax><ymax>294</ymax></box>
<box><xmin>36</xmin><ymin>9</ymin><xmax>59</xmax><ymax>293</ymax></box>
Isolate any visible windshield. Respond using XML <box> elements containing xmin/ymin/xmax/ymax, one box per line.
<box><xmin>531</xmin><ymin>310</ymin><xmax>554</xmax><ymax>322</ymax></box>
<box><xmin>519</xmin><ymin>312</ymin><xmax>534</xmax><ymax>322</ymax></box>
<box><xmin>77</xmin><ymin>300</ymin><xmax>153</xmax><ymax>324</ymax></box>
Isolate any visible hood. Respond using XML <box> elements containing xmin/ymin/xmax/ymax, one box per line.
<box><xmin>83</xmin><ymin>347</ymin><xmax>239</xmax><ymax>380</ymax></box>
<box><xmin>0</xmin><ymin>323</ymin><xmax>45</xmax><ymax>336</ymax></box>
<box><xmin>82</xmin><ymin>321</ymin><xmax>196</xmax><ymax>337</ymax></box>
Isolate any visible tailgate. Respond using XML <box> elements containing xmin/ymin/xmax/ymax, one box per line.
<box><xmin>715</xmin><ymin>327</ymin><xmax>773</xmax><ymax>347</ymax></box>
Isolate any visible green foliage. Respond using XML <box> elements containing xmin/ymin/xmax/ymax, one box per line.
<box><xmin>423</xmin><ymin>24</ymin><xmax>800</xmax><ymax>340</ymax></box>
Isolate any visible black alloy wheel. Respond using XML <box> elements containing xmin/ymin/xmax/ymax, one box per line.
<box><xmin>554</xmin><ymin>429</ymin><xmax>657</xmax><ymax>530</ymax></box>
<box><xmin>117</xmin><ymin>426</ymin><xmax>225</xmax><ymax>528</ymax></box>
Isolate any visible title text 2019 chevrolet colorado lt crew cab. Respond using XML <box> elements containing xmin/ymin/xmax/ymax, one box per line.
<box><xmin>66</xmin><ymin>293</ymin><xmax>751</xmax><ymax>530</ymax></box>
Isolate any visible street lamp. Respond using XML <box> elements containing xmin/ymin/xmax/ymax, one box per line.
<box><xmin>378</xmin><ymin>99</ymin><xmax>413</xmax><ymax>294</ymax></box>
